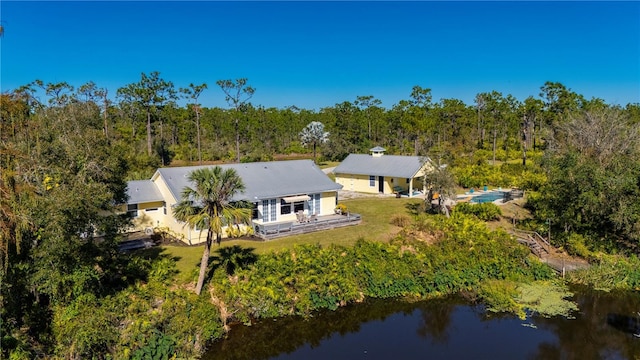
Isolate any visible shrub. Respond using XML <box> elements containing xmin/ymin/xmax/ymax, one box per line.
<box><xmin>131</xmin><ymin>330</ymin><xmax>176</xmax><ymax>360</ymax></box>
<box><xmin>454</xmin><ymin>202</ymin><xmax>502</xmax><ymax>221</ymax></box>
<box><xmin>390</xmin><ymin>214</ymin><xmax>411</xmax><ymax>227</ymax></box>
<box><xmin>565</xmin><ymin>233</ymin><xmax>592</xmax><ymax>258</ymax></box>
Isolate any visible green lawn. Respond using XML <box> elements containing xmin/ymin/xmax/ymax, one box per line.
<box><xmin>159</xmin><ymin>196</ymin><xmax>423</xmax><ymax>280</ymax></box>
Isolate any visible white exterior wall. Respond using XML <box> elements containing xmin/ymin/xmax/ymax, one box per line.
<box><xmin>254</xmin><ymin>192</ymin><xmax>336</xmax><ymax>225</ymax></box>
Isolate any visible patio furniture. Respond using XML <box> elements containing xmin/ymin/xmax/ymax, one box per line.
<box><xmin>296</xmin><ymin>210</ymin><xmax>307</xmax><ymax>223</ymax></box>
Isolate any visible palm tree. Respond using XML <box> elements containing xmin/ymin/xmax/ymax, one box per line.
<box><xmin>173</xmin><ymin>166</ymin><xmax>251</xmax><ymax>295</ymax></box>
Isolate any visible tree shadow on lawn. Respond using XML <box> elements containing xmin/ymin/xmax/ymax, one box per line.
<box><xmin>207</xmin><ymin>245</ymin><xmax>258</xmax><ymax>280</ymax></box>
<box><xmin>110</xmin><ymin>246</ymin><xmax>178</xmax><ymax>292</ymax></box>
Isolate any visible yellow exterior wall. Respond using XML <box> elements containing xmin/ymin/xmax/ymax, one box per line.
<box><xmin>130</xmin><ymin>201</ymin><xmax>166</xmax><ymax>231</ymax></box>
<box><xmin>335</xmin><ymin>173</ymin><xmax>379</xmax><ymax>194</ymax></box>
<box><xmin>150</xmin><ymin>174</ymin><xmax>209</xmax><ymax>245</ymax></box>
<box><xmin>147</xmin><ymin>173</ymin><xmax>342</xmax><ymax>244</ymax></box>
<box><xmin>320</xmin><ymin>191</ymin><xmax>338</xmax><ymax>214</ymax></box>
<box><xmin>335</xmin><ymin>174</ymin><xmax>402</xmax><ymax>194</ymax></box>
<box><xmin>335</xmin><ymin>167</ymin><xmax>431</xmax><ymax>196</ymax></box>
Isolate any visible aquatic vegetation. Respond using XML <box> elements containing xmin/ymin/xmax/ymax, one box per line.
<box><xmin>516</xmin><ymin>281</ymin><xmax>578</xmax><ymax>319</ymax></box>
<box><xmin>478</xmin><ymin>280</ymin><xmax>578</xmax><ymax>320</ymax></box>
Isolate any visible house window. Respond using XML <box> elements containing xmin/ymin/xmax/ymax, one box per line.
<box><xmin>369</xmin><ymin>175</ymin><xmax>375</xmax><ymax>187</ymax></box>
<box><xmin>146</xmin><ymin>208</ymin><xmax>158</xmax><ymax>212</ymax></box>
<box><xmin>127</xmin><ymin>204</ymin><xmax>138</xmax><ymax>217</ymax></box>
<box><xmin>252</xmin><ymin>202</ymin><xmax>258</xmax><ymax>220</ymax></box>
<box><xmin>293</xmin><ymin>201</ymin><xmax>305</xmax><ymax>213</ymax></box>
<box><xmin>280</xmin><ymin>199</ymin><xmax>291</xmax><ymax>215</ymax></box>
<box><xmin>406</xmin><ymin>178</ymin><xmax>410</xmax><ymax>184</ymax></box>
<box><xmin>262</xmin><ymin>200</ymin><xmax>271</xmax><ymax>222</ymax></box>
<box><xmin>310</xmin><ymin>193</ymin><xmax>321</xmax><ymax>214</ymax></box>
<box><xmin>269</xmin><ymin>199</ymin><xmax>277</xmax><ymax>221</ymax></box>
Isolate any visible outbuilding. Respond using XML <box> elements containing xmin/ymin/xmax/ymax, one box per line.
<box><xmin>333</xmin><ymin>147</ymin><xmax>434</xmax><ymax>197</ymax></box>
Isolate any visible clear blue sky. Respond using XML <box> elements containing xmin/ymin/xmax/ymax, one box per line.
<box><xmin>1</xmin><ymin>1</ymin><xmax>639</xmax><ymax>110</ymax></box>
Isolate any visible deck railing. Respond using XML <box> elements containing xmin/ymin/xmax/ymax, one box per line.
<box><xmin>510</xmin><ymin>228</ymin><xmax>551</xmax><ymax>254</ymax></box>
<box><xmin>253</xmin><ymin>213</ymin><xmax>362</xmax><ymax>240</ymax></box>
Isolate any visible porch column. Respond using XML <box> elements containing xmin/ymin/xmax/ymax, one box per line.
<box><xmin>409</xmin><ymin>178</ymin><xmax>414</xmax><ymax>198</ymax></box>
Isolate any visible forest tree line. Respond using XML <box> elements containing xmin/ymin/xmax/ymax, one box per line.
<box><xmin>5</xmin><ymin>73</ymin><xmax>638</xmax><ymax>174</ymax></box>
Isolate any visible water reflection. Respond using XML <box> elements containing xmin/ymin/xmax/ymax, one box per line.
<box><xmin>607</xmin><ymin>314</ymin><xmax>640</xmax><ymax>337</ymax></box>
<box><xmin>203</xmin><ymin>287</ymin><xmax>640</xmax><ymax>360</ymax></box>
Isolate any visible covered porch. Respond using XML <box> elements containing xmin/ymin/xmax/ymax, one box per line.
<box><xmin>253</xmin><ymin>212</ymin><xmax>362</xmax><ymax>240</ymax></box>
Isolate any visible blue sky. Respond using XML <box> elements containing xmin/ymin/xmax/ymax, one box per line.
<box><xmin>1</xmin><ymin>1</ymin><xmax>639</xmax><ymax>110</ymax></box>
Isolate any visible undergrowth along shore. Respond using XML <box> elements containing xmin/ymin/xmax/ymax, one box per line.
<box><xmin>49</xmin><ymin>213</ymin><xmax>639</xmax><ymax>359</ymax></box>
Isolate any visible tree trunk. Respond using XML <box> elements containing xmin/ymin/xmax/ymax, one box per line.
<box><xmin>195</xmin><ymin>230</ymin><xmax>214</xmax><ymax>295</ymax></box>
<box><xmin>492</xmin><ymin>128</ymin><xmax>497</xmax><ymax>166</ymax></box>
<box><xmin>522</xmin><ymin>116</ymin><xmax>528</xmax><ymax>167</ymax></box>
<box><xmin>103</xmin><ymin>90</ymin><xmax>109</xmax><ymax>139</ymax></box>
<box><xmin>196</xmin><ymin>107</ymin><xmax>202</xmax><ymax>165</ymax></box>
<box><xmin>313</xmin><ymin>141</ymin><xmax>317</xmax><ymax>164</ymax></box>
<box><xmin>146</xmin><ymin>109</ymin><xmax>152</xmax><ymax>156</ymax></box>
<box><xmin>235</xmin><ymin>117</ymin><xmax>240</xmax><ymax>163</ymax></box>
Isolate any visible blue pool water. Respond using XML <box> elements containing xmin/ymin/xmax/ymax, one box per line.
<box><xmin>469</xmin><ymin>191</ymin><xmax>506</xmax><ymax>204</ymax></box>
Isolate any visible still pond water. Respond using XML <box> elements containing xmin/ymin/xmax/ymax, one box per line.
<box><xmin>204</xmin><ymin>287</ymin><xmax>640</xmax><ymax>360</ymax></box>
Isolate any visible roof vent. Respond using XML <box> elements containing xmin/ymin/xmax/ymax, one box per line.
<box><xmin>370</xmin><ymin>146</ymin><xmax>386</xmax><ymax>157</ymax></box>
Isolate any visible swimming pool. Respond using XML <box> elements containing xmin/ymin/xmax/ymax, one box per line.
<box><xmin>469</xmin><ymin>191</ymin><xmax>506</xmax><ymax>204</ymax></box>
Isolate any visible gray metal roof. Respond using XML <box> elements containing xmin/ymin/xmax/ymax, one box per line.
<box><xmin>369</xmin><ymin>146</ymin><xmax>386</xmax><ymax>152</ymax></box>
<box><xmin>126</xmin><ymin>180</ymin><xmax>164</xmax><ymax>204</ymax></box>
<box><xmin>334</xmin><ymin>154</ymin><xmax>430</xmax><ymax>178</ymax></box>
<box><xmin>154</xmin><ymin>159</ymin><xmax>342</xmax><ymax>203</ymax></box>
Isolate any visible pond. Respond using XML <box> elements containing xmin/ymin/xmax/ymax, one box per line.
<box><xmin>203</xmin><ymin>287</ymin><xmax>640</xmax><ymax>360</ymax></box>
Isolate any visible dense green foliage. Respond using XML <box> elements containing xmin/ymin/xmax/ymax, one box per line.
<box><xmin>451</xmin><ymin>160</ymin><xmax>547</xmax><ymax>190</ymax></box>
<box><xmin>566</xmin><ymin>254</ymin><xmax>640</xmax><ymax>292</ymax></box>
<box><xmin>454</xmin><ymin>202</ymin><xmax>502</xmax><ymax>221</ymax></box>
<box><xmin>50</xmin><ymin>258</ymin><xmax>224</xmax><ymax>358</ymax></box>
<box><xmin>527</xmin><ymin>108</ymin><xmax>640</xmax><ymax>253</ymax></box>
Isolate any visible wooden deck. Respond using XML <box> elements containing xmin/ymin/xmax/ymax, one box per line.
<box><xmin>509</xmin><ymin>228</ymin><xmax>589</xmax><ymax>274</ymax></box>
<box><xmin>253</xmin><ymin>213</ymin><xmax>362</xmax><ymax>240</ymax></box>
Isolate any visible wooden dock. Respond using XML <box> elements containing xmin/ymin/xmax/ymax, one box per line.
<box><xmin>509</xmin><ymin>228</ymin><xmax>589</xmax><ymax>274</ymax></box>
